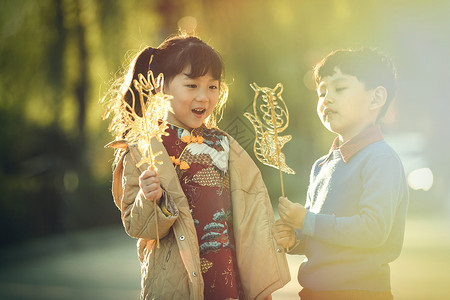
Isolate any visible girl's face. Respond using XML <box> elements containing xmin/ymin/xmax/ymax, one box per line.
<box><xmin>164</xmin><ymin>65</ymin><xmax>220</xmax><ymax>131</ymax></box>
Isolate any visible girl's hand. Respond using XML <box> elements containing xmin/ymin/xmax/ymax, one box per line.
<box><xmin>278</xmin><ymin>196</ymin><xmax>307</xmax><ymax>229</ymax></box>
<box><xmin>272</xmin><ymin>219</ymin><xmax>297</xmax><ymax>250</ymax></box>
<box><xmin>139</xmin><ymin>167</ymin><xmax>162</xmax><ymax>203</ymax></box>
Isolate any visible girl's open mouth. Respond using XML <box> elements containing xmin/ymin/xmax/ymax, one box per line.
<box><xmin>192</xmin><ymin>108</ymin><xmax>206</xmax><ymax>117</ymax></box>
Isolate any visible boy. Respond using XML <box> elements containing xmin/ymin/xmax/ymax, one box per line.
<box><xmin>273</xmin><ymin>48</ymin><xmax>409</xmax><ymax>300</ymax></box>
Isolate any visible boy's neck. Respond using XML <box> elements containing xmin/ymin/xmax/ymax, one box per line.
<box><xmin>338</xmin><ymin>122</ymin><xmax>377</xmax><ymax>145</ymax></box>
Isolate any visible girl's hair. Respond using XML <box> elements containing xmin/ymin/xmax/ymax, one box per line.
<box><xmin>313</xmin><ymin>47</ymin><xmax>397</xmax><ymax>121</ymax></box>
<box><xmin>103</xmin><ymin>35</ymin><xmax>228</xmax><ymax>141</ymax></box>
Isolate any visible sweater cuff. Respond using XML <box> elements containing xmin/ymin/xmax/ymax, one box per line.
<box><xmin>158</xmin><ymin>187</ymin><xmax>178</xmax><ymax>218</ymax></box>
<box><xmin>302</xmin><ymin>211</ymin><xmax>316</xmax><ymax>236</ymax></box>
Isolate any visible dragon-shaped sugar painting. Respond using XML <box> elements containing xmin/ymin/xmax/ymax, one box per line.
<box><xmin>244</xmin><ymin>83</ymin><xmax>295</xmax><ymax>197</ymax></box>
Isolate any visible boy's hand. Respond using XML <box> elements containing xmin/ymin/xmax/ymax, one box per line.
<box><xmin>272</xmin><ymin>219</ymin><xmax>297</xmax><ymax>250</ymax></box>
<box><xmin>139</xmin><ymin>167</ymin><xmax>162</xmax><ymax>204</ymax></box>
<box><xmin>278</xmin><ymin>196</ymin><xmax>307</xmax><ymax>229</ymax></box>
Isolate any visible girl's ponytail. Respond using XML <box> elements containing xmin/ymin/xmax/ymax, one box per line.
<box><xmin>124</xmin><ymin>47</ymin><xmax>157</xmax><ymax>117</ymax></box>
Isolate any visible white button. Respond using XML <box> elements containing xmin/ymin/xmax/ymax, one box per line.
<box><xmin>179</xmin><ymin>235</ymin><xmax>185</xmax><ymax>241</ymax></box>
<box><xmin>277</xmin><ymin>248</ymin><xmax>282</xmax><ymax>253</ymax></box>
<box><xmin>192</xmin><ymin>272</ymin><xmax>197</xmax><ymax>277</ymax></box>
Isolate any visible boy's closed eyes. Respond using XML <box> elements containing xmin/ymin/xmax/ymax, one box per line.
<box><xmin>317</xmin><ymin>77</ymin><xmax>356</xmax><ymax>99</ymax></box>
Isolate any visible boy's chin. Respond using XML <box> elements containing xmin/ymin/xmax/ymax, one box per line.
<box><xmin>321</xmin><ymin>121</ymin><xmax>335</xmax><ymax>133</ymax></box>
<box><xmin>325</xmin><ymin>125</ymin><xmax>342</xmax><ymax>137</ymax></box>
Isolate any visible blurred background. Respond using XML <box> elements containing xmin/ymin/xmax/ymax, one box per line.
<box><xmin>1</xmin><ymin>0</ymin><xmax>449</xmax><ymax>299</ymax></box>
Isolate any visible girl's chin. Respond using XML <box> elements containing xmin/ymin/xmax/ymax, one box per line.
<box><xmin>186</xmin><ymin>119</ymin><xmax>205</xmax><ymax>130</ymax></box>
<box><xmin>166</xmin><ymin>114</ymin><xmax>209</xmax><ymax>130</ymax></box>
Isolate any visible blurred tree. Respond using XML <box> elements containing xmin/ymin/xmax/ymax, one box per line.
<box><xmin>73</xmin><ymin>0</ymin><xmax>88</xmax><ymax>143</ymax></box>
<box><xmin>1</xmin><ymin>0</ymin><xmax>448</xmax><ymax>248</ymax></box>
<box><xmin>0</xmin><ymin>0</ymin><xmax>115</xmax><ymax>246</ymax></box>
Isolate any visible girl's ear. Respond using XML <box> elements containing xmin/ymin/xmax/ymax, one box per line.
<box><xmin>369</xmin><ymin>86</ymin><xmax>387</xmax><ymax>110</ymax></box>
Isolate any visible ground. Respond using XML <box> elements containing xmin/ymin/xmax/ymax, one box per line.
<box><xmin>0</xmin><ymin>217</ymin><xmax>449</xmax><ymax>299</ymax></box>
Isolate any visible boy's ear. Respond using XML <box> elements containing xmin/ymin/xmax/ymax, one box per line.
<box><xmin>369</xmin><ymin>86</ymin><xmax>387</xmax><ymax>111</ymax></box>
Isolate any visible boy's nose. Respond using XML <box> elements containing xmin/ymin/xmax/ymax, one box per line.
<box><xmin>323</xmin><ymin>94</ymin><xmax>333</xmax><ymax>104</ymax></box>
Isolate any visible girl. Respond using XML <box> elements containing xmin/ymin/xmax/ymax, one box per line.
<box><xmin>103</xmin><ymin>35</ymin><xmax>289</xmax><ymax>300</ymax></box>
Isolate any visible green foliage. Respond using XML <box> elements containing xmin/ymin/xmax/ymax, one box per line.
<box><xmin>1</xmin><ymin>0</ymin><xmax>449</xmax><ymax>246</ymax></box>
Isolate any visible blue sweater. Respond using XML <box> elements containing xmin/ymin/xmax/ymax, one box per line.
<box><xmin>292</xmin><ymin>139</ymin><xmax>409</xmax><ymax>292</ymax></box>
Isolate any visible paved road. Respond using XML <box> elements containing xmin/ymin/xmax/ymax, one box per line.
<box><xmin>2</xmin><ymin>217</ymin><xmax>449</xmax><ymax>299</ymax></box>
<box><xmin>0</xmin><ymin>226</ymin><xmax>141</xmax><ymax>300</ymax></box>
<box><xmin>0</xmin><ymin>226</ymin><xmax>303</xmax><ymax>300</ymax></box>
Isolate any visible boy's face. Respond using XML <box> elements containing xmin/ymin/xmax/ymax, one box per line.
<box><xmin>316</xmin><ymin>68</ymin><xmax>375</xmax><ymax>143</ymax></box>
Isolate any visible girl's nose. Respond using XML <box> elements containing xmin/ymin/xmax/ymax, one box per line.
<box><xmin>195</xmin><ymin>88</ymin><xmax>208</xmax><ymax>102</ymax></box>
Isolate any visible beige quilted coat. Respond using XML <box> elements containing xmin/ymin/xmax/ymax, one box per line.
<box><xmin>110</xmin><ymin>134</ymin><xmax>290</xmax><ymax>300</ymax></box>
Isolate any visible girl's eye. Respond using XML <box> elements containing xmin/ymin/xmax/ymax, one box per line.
<box><xmin>186</xmin><ymin>84</ymin><xmax>197</xmax><ymax>88</ymax></box>
<box><xmin>209</xmin><ymin>85</ymin><xmax>218</xmax><ymax>90</ymax></box>
<box><xmin>336</xmin><ymin>87</ymin><xmax>347</xmax><ymax>92</ymax></box>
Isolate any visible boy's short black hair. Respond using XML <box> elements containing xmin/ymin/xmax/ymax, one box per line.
<box><xmin>314</xmin><ymin>48</ymin><xmax>397</xmax><ymax>120</ymax></box>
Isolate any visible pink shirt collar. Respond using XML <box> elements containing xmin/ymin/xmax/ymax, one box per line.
<box><xmin>319</xmin><ymin>125</ymin><xmax>384</xmax><ymax>165</ymax></box>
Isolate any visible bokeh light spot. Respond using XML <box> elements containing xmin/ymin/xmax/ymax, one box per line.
<box><xmin>407</xmin><ymin>168</ymin><xmax>433</xmax><ymax>191</ymax></box>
